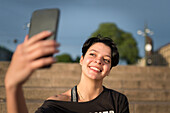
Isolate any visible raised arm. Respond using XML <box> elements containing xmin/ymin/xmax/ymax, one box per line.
<box><xmin>5</xmin><ymin>31</ymin><xmax>60</xmax><ymax>113</ymax></box>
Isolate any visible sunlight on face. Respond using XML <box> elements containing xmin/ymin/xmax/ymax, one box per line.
<box><xmin>80</xmin><ymin>42</ymin><xmax>111</xmax><ymax>80</ymax></box>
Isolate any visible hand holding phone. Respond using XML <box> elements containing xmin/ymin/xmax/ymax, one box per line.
<box><xmin>28</xmin><ymin>8</ymin><xmax>60</xmax><ymax>68</ymax></box>
<box><xmin>5</xmin><ymin>9</ymin><xmax>60</xmax><ymax>113</ymax></box>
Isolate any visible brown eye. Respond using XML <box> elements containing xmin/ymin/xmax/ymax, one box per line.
<box><xmin>90</xmin><ymin>53</ymin><xmax>96</xmax><ymax>57</ymax></box>
<box><xmin>104</xmin><ymin>59</ymin><xmax>110</xmax><ymax>64</ymax></box>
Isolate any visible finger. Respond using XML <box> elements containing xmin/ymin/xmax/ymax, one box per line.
<box><xmin>28</xmin><ymin>47</ymin><xmax>59</xmax><ymax>60</ymax></box>
<box><xmin>26</xmin><ymin>40</ymin><xmax>60</xmax><ymax>54</ymax></box>
<box><xmin>30</xmin><ymin>57</ymin><xmax>56</xmax><ymax>70</ymax></box>
<box><xmin>27</xmin><ymin>31</ymin><xmax>53</xmax><ymax>45</ymax></box>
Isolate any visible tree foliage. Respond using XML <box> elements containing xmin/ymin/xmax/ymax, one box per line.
<box><xmin>74</xmin><ymin>56</ymin><xmax>80</xmax><ymax>63</ymax></box>
<box><xmin>55</xmin><ymin>53</ymin><xmax>73</xmax><ymax>63</ymax></box>
<box><xmin>90</xmin><ymin>23</ymin><xmax>139</xmax><ymax>64</ymax></box>
<box><xmin>55</xmin><ymin>53</ymin><xmax>80</xmax><ymax>63</ymax></box>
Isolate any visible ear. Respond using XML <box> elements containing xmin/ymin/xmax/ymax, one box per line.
<box><xmin>79</xmin><ymin>56</ymin><xmax>84</xmax><ymax>66</ymax></box>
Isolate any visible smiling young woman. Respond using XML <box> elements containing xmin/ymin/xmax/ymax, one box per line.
<box><xmin>80</xmin><ymin>43</ymin><xmax>112</xmax><ymax>80</ymax></box>
<box><xmin>5</xmin><ymin>32</ymin><xmax>129</xmax><ymax>113</ymax></box>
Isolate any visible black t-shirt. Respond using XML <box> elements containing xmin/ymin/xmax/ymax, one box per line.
<box><xmin>35</xmin><ymin>87</ymin><xmax>129</xmax><ymax>113</ymax></box>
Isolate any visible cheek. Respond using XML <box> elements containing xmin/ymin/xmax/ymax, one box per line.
<box><xmin>104</xmin><ymin>65</ymin><xmax>111</xmax><ymax>73</ymax></box>
<box><xmin>81</xmin><ymin>58</ymin><xmax>92</xmax><ymax>73</ymax></box>
<box><xmin>83</xmin><ymin>57</ymin><xmax>93</xmax><ymax>64</ymax></box>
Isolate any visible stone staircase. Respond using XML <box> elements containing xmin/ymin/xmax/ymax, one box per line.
<box><xmin>0</xmin><ymin>62</ymin><xmax>170</xmax><ymax>113</ymax></box>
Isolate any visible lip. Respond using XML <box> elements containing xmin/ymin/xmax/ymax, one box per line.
<box><xmin>89</xmin><ymin>66</ymin><xmax>102</xmax><ymax>72</ymax></box>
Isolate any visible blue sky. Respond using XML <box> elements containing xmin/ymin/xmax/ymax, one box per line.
<box><xmin>0</xmin><ymin>0</ymin><xmax>170</xmax><ymax>63</ymax></box>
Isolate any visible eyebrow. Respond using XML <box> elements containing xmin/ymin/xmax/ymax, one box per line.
<box><xmin>89</xmin><ymin>49</ymin><xmax>111</xmax><ymax>58</ymax></box>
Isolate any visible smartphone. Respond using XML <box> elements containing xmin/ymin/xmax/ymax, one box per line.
<box><xmin>28</xmin><ymin>8</ymin><xmax>60</xmax><ymax>68</ymax></box>
<box><xmin>28</xmin><ymin>8</ymin><xmax>60</xmax><ymax>40</ymax></box>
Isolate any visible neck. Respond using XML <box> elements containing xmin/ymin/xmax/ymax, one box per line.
<box><xmin>77</xmin><ymin>73</ymin><xmax>104</xmax><ymax>102</ymax></box>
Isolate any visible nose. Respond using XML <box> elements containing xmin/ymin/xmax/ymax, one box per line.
<box><xmin>94</xmin><ymin>57</ymin><xmax>102</xmax><ymax>65</ymax></box>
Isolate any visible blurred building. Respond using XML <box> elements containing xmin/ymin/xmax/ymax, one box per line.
<box><xmin>152</xmin><ymin>43</ymin><xmax>170</xmax><ymax>67</ymax></box>
<box><xmin>138</xmin><ymin>43</ymin><xmax>170</xmax><ymax>67</ymax></box>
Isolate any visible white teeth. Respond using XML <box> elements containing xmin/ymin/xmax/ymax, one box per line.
<box><xmin>90</xmin><ymin>67</ymin><xmax>101</xmax><ymax>72</ymax></box>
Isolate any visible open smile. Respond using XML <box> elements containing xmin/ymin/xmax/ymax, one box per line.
<box><xmin>89</xmin><ymin>66</ymin><xmax>102</xmax><ymax>72</ymax></box>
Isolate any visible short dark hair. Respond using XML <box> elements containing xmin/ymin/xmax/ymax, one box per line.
<box><xmin>82</xmin><ymin>35</ymin><xmax>119</xmax><ymax>68</ymax></box>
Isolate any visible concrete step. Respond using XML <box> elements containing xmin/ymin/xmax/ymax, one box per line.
<box><xmin>105</xmin><ymin>80</ymin><xmax>170</xmax><ymax>90</ymax></box>
<box><xmin>1</xmin><ymin>87</ymin><xmax>170</xmax><ymax>102</ymax></box>
<box><xmin>0</xmin><ymin>101</ymin><xmax>43</xmax><ymax>113</ymax></box>
<box><xmin>108</xmin><ymin>71</ymin><xmax>170</xmax><ymax>81</ymax></box>
<box><xmin>123</xmin><ymin>89</ymin><xmax>170</xmax><ymax>102</ymax></box>
<box><xmin>2</xmin><ymin>75</ymin><xmax>170</xmax><ymax>90</ymax></box>
<box><xmin>130</xmin><ymin>102</ymin><xmax>170</xmax><ymax>113</ymax></box>
<box><xmin>0</xmin><ymin>87</ymin><xmax>69</xmax><ymax>101</ymax></box>
<box><xmin>1</xmin><ymin>77</ymin><xmax>170</xmax><ymax>91</ymax></box>
<box><xmin>129</xmin><ymin>101</ymin><xmax>170</xmax><ymax>113</ymax></box>
<box><xmin>1</xmin><ymin>63</ymin><xmax>170</xmax><ymax>80</ymax></box>
<box><xmin>1</xmin><ymin>67</ymin><xmax>170</xmax><ymax>88</ymax></box>
<box><xmin>24</xmin><ymin>88</ymin><xmax>170</xmax><ymax>101</ymax></box>
<box><xmin>112</xmin><ymin>65</ymin><xmax>170</xmax><ymax>73</ymax></box>
<box><xmin>1</xmin><ymin>101</ymin><xmax>170</xmax><ymax>113</ymax></box>
<box><xmin>3</xmin><ymin>62</ymin><xmax>170</xmax><ymax>74</ymax></box>
<box><xmin>1</xmin><ymin>62</ymin><xmax>170</xmax><ymax>113</ymax></box>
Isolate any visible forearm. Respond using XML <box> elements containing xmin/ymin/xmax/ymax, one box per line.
<box><xmin>4</xmin><ymin>31</ymin><xmax>59</xmax><ymax>113</ymax></box>
<box><xmin>5</xmin><ymin>84</ymin><xmax>28</xmax><ymax>113</ymax></box>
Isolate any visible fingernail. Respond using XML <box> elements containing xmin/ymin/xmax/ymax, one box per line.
<box><xmin>47</xmin><ymin>30</ymin><xmax>53</xmax><ymax>34</ymax></box>
<box><xmin>48</xmin><ymin>30</ymin><xmax>53</xmax><ymax>33</ymax></box>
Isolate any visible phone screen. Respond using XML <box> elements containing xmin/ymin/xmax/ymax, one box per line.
<box><xmin>28</xmin><ymin>8</ymin><xmax>60</xmax><ymax>40</ymax></box>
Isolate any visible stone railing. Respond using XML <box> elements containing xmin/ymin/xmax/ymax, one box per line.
<box><xmin>0</xmin><ymin>62</ymin><xmax>170</xmax><ymax>113</ymax></box>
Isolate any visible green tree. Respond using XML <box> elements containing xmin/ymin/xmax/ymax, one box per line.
<box><xmin>74</xmin><ymin>56</ymin><xmax>80</xmax><ymax>63</ymax></box>
<box><xmin>55</xmin><ymin>53</ymin><xmax>73</xmax><ymax>63</ymax></box>
<box><xmin>90</xmin><ymin>23</ymin><xmax>139</xmax><ymax>64</ymax></box>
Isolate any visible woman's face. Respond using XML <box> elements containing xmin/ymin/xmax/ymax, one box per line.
<box><xmin>80</xmin><ymin>42</ymin><xmax>112</xmax><ymax>80</ymax></box>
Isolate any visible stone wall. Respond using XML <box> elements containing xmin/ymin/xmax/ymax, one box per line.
<box><xmin>0</xmin><ymin>62</ymin><xmax>170</xmax><ymax>113</ymax></box>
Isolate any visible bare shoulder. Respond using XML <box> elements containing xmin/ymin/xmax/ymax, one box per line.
<box><xmin>47</xmin><ymin>89</ymin><xmax>71</xmax><ymax>101</ymax></box>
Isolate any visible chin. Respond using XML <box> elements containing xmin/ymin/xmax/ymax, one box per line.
<box><xmin>87</xmin><ymin>73</ymin><xmax>103</xmax><ymax>80</ymax></box>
